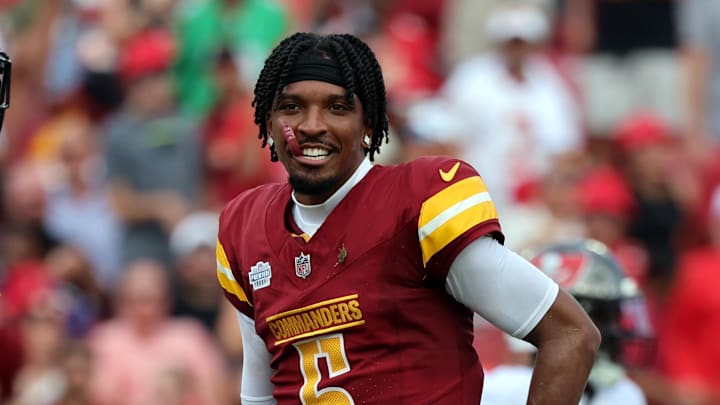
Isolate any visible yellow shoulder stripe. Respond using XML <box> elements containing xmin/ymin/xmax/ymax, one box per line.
<box><xmin>418</xmin><ymin>176</ymin><xmax>498</xmax><ymax>266</ymax></box>
<box><xmin>216</xmin><ymin>240</ymin><xmax>252</xmax><ymax>307</ymax></box>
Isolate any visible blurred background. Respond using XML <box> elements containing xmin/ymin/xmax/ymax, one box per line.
<box><xmin>1</xmin><ymin>0</ymin><xmax>719</xmax><ymax>404</ymax></box>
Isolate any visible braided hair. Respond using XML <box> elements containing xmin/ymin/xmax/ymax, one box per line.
<box><xmin>252</xmin><ymin>33</ymin><xmax>389</xmax><ymax>161</ymax></box>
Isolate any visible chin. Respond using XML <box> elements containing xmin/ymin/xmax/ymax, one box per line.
<box><xmin>288</xmin><ymin>173</ymin><xmax>339</xmax><ymax>197</ymax></box>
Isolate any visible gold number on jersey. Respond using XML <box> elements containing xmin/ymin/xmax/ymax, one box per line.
<box><xmin>293</xmin><ymin>333</ymin><xmax>355</xmax><ymax>404</ymax></box>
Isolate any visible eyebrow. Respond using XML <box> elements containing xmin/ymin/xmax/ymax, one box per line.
<box><xmin>276</xmin><ymin>92</ymin><xmax>352</xmax><ymax>103</ymax></box>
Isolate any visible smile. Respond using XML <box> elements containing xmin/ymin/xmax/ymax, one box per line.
<box><xmin>301</xmin><ymin>147</ymin><xmax>330</xmax><ymax>160</ymax></box>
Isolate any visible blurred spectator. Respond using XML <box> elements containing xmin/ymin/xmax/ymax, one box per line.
<box><xmin>484</xmin><ymin>241</ymin><xmax>650</xmax><ymax>405</ymax></box>
<box><xmin>528</xmin><ymin>241</ymin><xmax>648</xmax><ymax>404</ymax></box>
<box><xmin>174</xmin><ymin>0</ymin><xmax>289</xmax><ymax>116</ymax></box>
<box><xmin>678</xmin><ymin>0</ymin><xmax>720</xmax><ymax>161</ymax></box>
<box><xmin>0</xmin><ymin>320</ymin><xmax>23</xmax><ymax>401</ymax></box>
<box><xmin>43</xmin><ymin>121</ymin><xmax>122</xmax><ymax>289</ymax></box>
<box><xmin>1</xmin><ymin>0</ymin><xmax>64</xmax><ymax>162</ymax></box>
<box><xmin>7</xmin><ymin>294</ymin><xmax>68</xmax><ymax>405</ymax></box>
<box><xmin>1</xmin><ymin>222</ymin><xmax>57</xmax><ymax>401</ymax></box>
<box><xmin>612</xmin><ymin>112</ymin><xmax>702</xmax><ymax>279</ymax></box>
<box><xmin>576</xmin><ymin>166</ymin><xmax>649</xmax><ymax>287</ymax></box>
<box><xmin>202</xmin><ymin>47</ymin><xmax>283</xmax><ymax>209</ymax></box>
<box><xmin>407</xmin><ymin>2</ymin><xmax>583</xmax><ymax>212</ymax></box>
<box><xmin>101</xmin><ymin>0</ymin><xmax>177</xmax><ymax>45</ymax></box>
<box><xmin>213</xmin><ymin>300</ymin><xmax>244</xmax><ymax>397</ymax></box>
<box><xmin>55</xmin><ymin>340</ymin><xmax>95</xmax><ymax>405</ymax></box>
<box><xmin>87</xmin><ymin>259</ymin><xmax>229</xmax><ymax>405</ymax></box>
<box><xmin>561</xmin><ymin>0</ymin><xmax>681</xmax><ymax>136</ymax></box>
<box><xmin>169</xmin><ymin>211</ymin><xmax>222</xmax><ymax>331</ymax></box>
<box><xmin>648</xmin><ymin>185</ymin><xmax>720</xmax><ymax>405</ymax></box>
<box><xmin>2</xmin><ymin>162</ymin><xmax>56</xmax><ymax>255</ymax></box>
<box><xmin>500</xmin><ymin>162</ymin><xmax>587</xmax><ymax>251</ymax></box>
<box><xmin>366</xmin><ymin>10</ymin><xmax>443</xmax><ymax>108</ymax></box>
<box><xmin>313</xmin><ymin>0</ymin><xmax>446</xmax><ymax>107</ymax></box>
<box><xmin>45</xmin><ymin>246</ymin><xmax>106</xmax><ymax>337</ymax></box>
<box><xmin>103</xmin><ymin>29</ymin><xmax>201</xmax><ymax>266</ymax></box>
<box><xmin>43</xmin><ymin>0</ymin><xmax>104</xmax><ymax>103</ymax></box>
<box><xmin>0</xmin><ymin>224</ymin><xmax>56</xmax><ymax>321</ymax></box>
<box><xmin>439</xmin><ymin>0</ymin><xmax>556</xmax><ymax>69</ymax></box>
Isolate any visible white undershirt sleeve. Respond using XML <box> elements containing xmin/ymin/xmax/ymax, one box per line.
<box><xmin>236</xmin><ymin>312</ymin><xmax>277</xmax><ymax>405</ymax></box>
<box><xmin>445</xmin><ymin>237</ymin><xmax>559</xmax><ymax>338</ymax></box>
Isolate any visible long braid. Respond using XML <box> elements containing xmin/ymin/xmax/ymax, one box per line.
<box><xmin>252</xmin><ymin>33</ymin><xmax>389</xmax><ymax>161</ymax></box>
<box><xmin>338</xmin><ymin>34</ymin><xmax>388</xmax><ymax>159</ymax></box>
<box><xmin>335</xmin><ymin>35</ymin><xmax>382</xmax><ymax>156</ymax></box>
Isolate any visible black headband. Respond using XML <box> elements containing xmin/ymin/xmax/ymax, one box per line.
<box><xmin>284</xmin><ymin>52</ymin><xmax>346</xmax><ymax>88</ymax></box>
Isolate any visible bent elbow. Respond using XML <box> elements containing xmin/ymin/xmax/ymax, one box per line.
<box><xmin>580</xmin><ymin>321</ymin><xmax>602</xmax><ymax>358</ymax></box>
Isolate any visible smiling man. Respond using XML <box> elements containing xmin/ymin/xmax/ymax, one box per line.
<box><xmin>216</xmin><ymin>32</ymin><xmax>600</xmax><ymax>405</ymax></box>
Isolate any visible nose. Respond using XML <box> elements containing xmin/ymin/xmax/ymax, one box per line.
<box><xmin>297</xmin><ymin>106</ymin><xmax>327</xmax><ymax>138</ymax></box>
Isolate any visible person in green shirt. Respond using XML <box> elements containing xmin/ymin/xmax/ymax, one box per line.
<box><xmin>174</xmin><ymin>0</ymin><xmax>289</xmax><ymax>117</ymax></box>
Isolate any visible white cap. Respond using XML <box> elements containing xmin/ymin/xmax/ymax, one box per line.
<box><xmin>486</xmin><ymin>3</ymin><xmax>549</xmax><ymax>44</ymax></box>
<box><xmin>170</xmin><ymin>211</ymin><xmax>219</xmax><ymax>257</ymax></box>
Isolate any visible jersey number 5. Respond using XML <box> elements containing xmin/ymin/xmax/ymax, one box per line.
<box><xmin>293</xmin><ymin>333</ymin><xmax>355</xmax><ymax>405</ymax></box>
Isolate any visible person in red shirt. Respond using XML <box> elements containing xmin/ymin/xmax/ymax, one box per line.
<box><xmin>216</xmin><ymin>32</ymin><xmax>600</xmax><ymax>404</ymax></box>
<box><xmin>576</xmin><ymin>165</ymin><xmax>650</xmax><ymax>288</ymax></box>
<box><xmin>654</xmin><ymin>185</ymin><xmax>720</xmax><ymax>404</ymax></box>
<box><xmin>202</xmin><ymin>47</ymin><xmax>283</xmax><ymax>209</ymax></box>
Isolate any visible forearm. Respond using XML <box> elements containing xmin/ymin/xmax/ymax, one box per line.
<box><xmin>561</xmin><ymin>0</ymin><xmax>595</xmax><ymax>53</ymax></box>
<box><xmin>109</xmin><ymin>182</ymin><xmax>190</xmax><ymax>228</ymax></box>
<box><xmin>682</xmin><ymin>47</ymin><xmax>709</xmax><ymax>141</ymax></box>
<box><xmin>527</xmin><ymin>327</ymin><xmax>598</xmax><ymax>404</ymax></box>
<box><xmin>524</xmin><ymin>291</ymin><xmax>601</xmax><ymax>405</ymax></box>
<box><xmin>110</xmin><ymin>182</ymin><xmax>160</xmax><ymax>222</ymax></box>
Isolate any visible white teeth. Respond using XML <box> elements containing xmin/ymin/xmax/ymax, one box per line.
<box><xmin>301</xmin><ymin>147</ymin><xmax>330</xmax><ymax>158</ymax></box>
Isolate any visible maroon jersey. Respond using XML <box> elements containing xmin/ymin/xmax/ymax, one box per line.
<box><xmin>217</xmin><ymin>157</ymin><xmax>503</xmax><ymax>404</ymax></box>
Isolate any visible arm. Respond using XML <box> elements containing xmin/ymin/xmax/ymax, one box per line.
<box><xmin>236</xmin><ymin>312</ymin><xmax>276</xmax><ymax>405</ymax></box>
<box><xmin>446</xmin><ymin>237</ymin><xmax>600</xmax><ymax>404</ymax></box>
<box><xmin>524</xmin><ymin>290</ymin><xmax>600</xmax><ymax>404</ymax></box>
<box><xmin>678</xmin><ymin>0</ymin><xmax>711</xmax><ymax>159</ymax></box>
<box><xmin>560</xmin><ymin>0</ymin><xmax>595</xmax><ymax>53</ymax></box>
<box><xmin>108</xmin><ymin>181</ymin><xmax>190</xmax><ymax>230</ymax></box>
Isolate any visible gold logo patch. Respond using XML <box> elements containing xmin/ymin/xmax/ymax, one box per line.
<box><xmin>439</xmin><ymin>161</ymin><xmax>460</xmax><ymax>182</ymax></box>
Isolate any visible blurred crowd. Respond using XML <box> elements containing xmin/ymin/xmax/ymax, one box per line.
<box><xmin>1</xmin><ymin>0</ymin><xmax>720</xmax><ymax>404</ymax></box>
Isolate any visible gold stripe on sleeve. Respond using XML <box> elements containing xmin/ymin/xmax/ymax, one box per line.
<box><xmin>418</xmin><ymin>176</ymin><xmax>498</xmax><ymax>265</ymax></box>
<box><xmin>216</xmin><ymin>240</ymin><xmax>252</xmax><ymax>306</ymax></box>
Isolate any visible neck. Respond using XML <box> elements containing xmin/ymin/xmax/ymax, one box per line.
<box><xmin>507</xmin><ymin>63</ymin><xmax>525</xmax><ymax>82</ymax></box>
<box><xmin>292</xmin><ymin>157</ymin><xmax>373</xmax><ymax>236</ymax></box>
<box><xmin>293</xmin><ymin>158</ymin><xmax>372</xmax><ymax>205</ymax></box>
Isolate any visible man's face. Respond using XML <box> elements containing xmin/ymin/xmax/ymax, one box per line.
<box><xmin>268</xmin><ymin>80</ymin><xmax>370</xmax><ymax>204</ymax></box>
<box><xmin>499</xmin><ymin>38</ymin><xmax>534</xmax><ymax>69</ymax></box>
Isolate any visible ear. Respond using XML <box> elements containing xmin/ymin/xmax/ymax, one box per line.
<box><xmin>362</xmin><ymin>130</ymin><xmax>373</xmax><ymax>149</ymax></box>
<box><xmin>363</xmin><ymin>117</ymin><xmax>374</xmax><ymax>148</ymax></box>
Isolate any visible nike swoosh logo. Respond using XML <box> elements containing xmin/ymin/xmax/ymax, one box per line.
<box><xmin>439</xmin><ymin>162</ymin><xmax>460</xmax><ymax>182</ymax></box>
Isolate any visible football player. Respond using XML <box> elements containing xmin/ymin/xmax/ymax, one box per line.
<box><xmin>528</xmin><ymin>239</ymin><xmax>650</xmax><ymax>404</ymax></box>
<box><xmin>0</xmin><ymin>51</ymin><xmax>10</xmax><ymax>132</ymax></box>
<box><xmin>216</xmin><ymin>32</ymin><xmax>600</xmax><ymax>405</ymax></box>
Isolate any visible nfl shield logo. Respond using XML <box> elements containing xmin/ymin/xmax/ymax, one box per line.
<box><xmin>295</xmin><ymin>253</ymin><xmax>312</xmax><ymax>279</ymax></box>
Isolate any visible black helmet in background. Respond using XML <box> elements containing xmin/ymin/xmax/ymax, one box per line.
<box><xmin>528</xmin><ymin>239</ymin><xmax>655</xmax><ymax>367</ymax></box>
